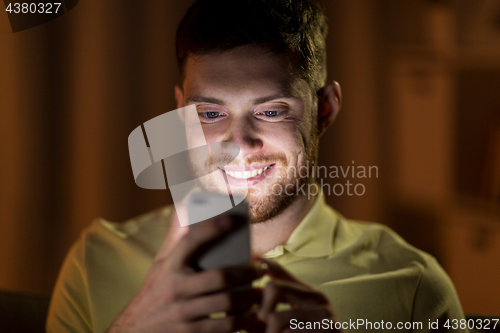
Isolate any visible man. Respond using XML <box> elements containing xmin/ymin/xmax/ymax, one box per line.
<box><xmin>47</xmin><ymin>0</ymin><xmax>467</xmax><ymax>332</ymax></box>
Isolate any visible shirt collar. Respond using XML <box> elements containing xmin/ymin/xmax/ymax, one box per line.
<box><xmin>262</xmin><ymin>193</ymin><xmax>338</xmax><ymax>259</ymax></box>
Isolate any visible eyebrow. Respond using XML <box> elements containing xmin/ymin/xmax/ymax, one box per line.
<box><xmin>185</xmin><ymin>93</ymin><xmax>295</xmax><ymax>106</ymax></box>
<box><xmin>253</xmin><ymin>93</ymin><xmax>294</xmax><ymax>104</ymax></box>
<box><xmin>185</xmin><ymin>96</ymin><xmax>225</xmax><ymax>105</ymax></box>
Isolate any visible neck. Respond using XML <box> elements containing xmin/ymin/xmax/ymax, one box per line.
<box><xmin>250</xmin><ymin>193</ymin><xmax>317</xmax><ymax>255</ymax></box>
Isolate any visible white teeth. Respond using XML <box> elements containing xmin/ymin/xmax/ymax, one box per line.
<box><xmin>225</xmin><ymin>165</ymin><xmax>272</xmax><ymax>179</ymax></box>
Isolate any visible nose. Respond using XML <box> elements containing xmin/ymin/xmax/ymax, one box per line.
<box><xmin>224</xmin><ymin>115</ymin><xmax>263</xmax><ymax>157</ymax></box>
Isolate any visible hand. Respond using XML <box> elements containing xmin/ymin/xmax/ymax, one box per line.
<box><xmin>251</xmin><ymin>258</ymin><xmax>341</xmax><ymax>333</ymax></box>
<box><xmin>107</xmin><ymin>209</ymin><xmax>264</xmax><ymax>333</ymax></box>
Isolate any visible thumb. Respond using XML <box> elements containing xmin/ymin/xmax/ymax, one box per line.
<box><xmin>158</xmin><ymin>204</ymin><xmax>189</xmax><ymax>258</ymax></box>
<box><xmin>258</xmin><ymin>257</ymin><xmax>300</xmax><ymax>283</ymax></box>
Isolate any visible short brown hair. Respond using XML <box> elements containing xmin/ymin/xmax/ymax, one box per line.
<box><xmin>176</xmin><ymin>0</ymin><xmax>328</xmax><ymax>92</ymax></box>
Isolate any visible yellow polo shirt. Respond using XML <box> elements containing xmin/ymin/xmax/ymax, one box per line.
<box><xmin>46</xmin><ymin>195</ymin><xmax>466</xmax><ymax>332</ymax></box>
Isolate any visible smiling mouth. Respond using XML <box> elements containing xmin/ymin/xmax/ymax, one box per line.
<box><xmin>222</xmin><ymin>164</ymin><xmax>274</xmax><ymax>179</ymax></box>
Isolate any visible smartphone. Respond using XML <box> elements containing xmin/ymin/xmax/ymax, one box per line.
<box><xmin>187</xmin><ymin>191</ymin><xmax>250</xmax><ymax>271</ymax></box>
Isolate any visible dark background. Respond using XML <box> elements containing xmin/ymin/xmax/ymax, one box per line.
<box><xmin>1</xmin><ymin>0</ymin><xmax>500</xmax><ymax>315</ymax></box>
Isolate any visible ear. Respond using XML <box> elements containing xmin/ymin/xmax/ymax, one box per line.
<box><xmin>317</xmin><ymin>81</ymin><xmax>341</xmax><ymax>137</ymax></box>
<box><xmin>175</xmin><ymin>85</ymin><xmax>185</xmax><ymax>122</ymax></box>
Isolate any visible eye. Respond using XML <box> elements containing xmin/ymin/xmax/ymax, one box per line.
<box><xmin>263</xmin><ymin>111</ymin><xmax>278</xmax><ymax>117</ymax></box>
<box><xmin>255</xmin><ymin>109</ymin><xmax>286</xmax><ymax>122</ymax></box>
<box><xmin>197</xmin><ymin>109</ymin><xmax>227</xmax><ymax>123</ymax></box>
<box><xmin>206</xmin><ymin>111</ymin><xmax>220</xmax><ymax>118</ymax></box>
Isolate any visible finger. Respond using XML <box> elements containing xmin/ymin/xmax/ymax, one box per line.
<box><xmin>173</xmin><ymin>288</ymin><xmax>261</xmax><ymax>321</ymax></box>
<box><xmin>168</xmin><ymin>215</ymin><xmax>233</xmax><ymax>269</ymax></box>
<box><xmin>158</xmin><ymin>205</ymin><xmax>189</xmax><ymax>257</ymax></box>
<box><xmin>182</xmin><ymin>262</ymin><xmax>265</xmax><ymax>297</ymax></box>
<box><xmin>265</xmin><ymin>307</ymin><xmax>335</xmax><ymax>333</ymax></box>
<box><xmin>258</xmin><ymin>257</ymin><xmax>300</xmax><ymax>283</ymax></box>
<box><xmin>187</xmin><ymin>312</ymin><xmax>260</xmax><ymax>333</ymax></box>
<box><xmin>258</xmin><ymin>280</ymin><xmax>329</xmax><ymax>321</ymax></box>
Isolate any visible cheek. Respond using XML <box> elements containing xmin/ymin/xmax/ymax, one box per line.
<box><xmin>260</xmin><ymin>123</ymin><xmax>307</xmax><ymax>155</ymax></box>
<box><xmin>197</xmin><ymin>124</ymin><xmax>234</xmax><ymax>150</ymax></box>
<box><xmin>297</xmin><ymin>114</ymin><xmax>316</xmax><ymax>154</ymax></box>
<box><xmin>184</xmin><ymin>113</ymin><xmax>208</xmax><ymax>148</ymax></box>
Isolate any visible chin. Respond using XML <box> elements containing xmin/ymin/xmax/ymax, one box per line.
<box><xmin>246</xmin><ymin>176</ymin><xmax>307</xmax><ymax>223</ymax></box>
<box><xmin>247</xmin><ymin>189</ymin><xmax>297</xmax><ymax>224</ymax></box>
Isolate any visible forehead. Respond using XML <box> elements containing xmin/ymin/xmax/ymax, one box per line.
<box><xmin>182</xmin><ymin>45</ymin><xmax>311</xmax><ymax>103</ymax></box>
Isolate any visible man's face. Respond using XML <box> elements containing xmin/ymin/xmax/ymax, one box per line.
<box><xmin>177</xmin><ymin>45</ymin><xmax>318</xmax><ymax>223</ymax></box>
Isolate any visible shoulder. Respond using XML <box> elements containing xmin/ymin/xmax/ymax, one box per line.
<box><xmin>78</xmin><ymin>206</ymin><xmax>172</xmax><ymax>258</ymax></box>
<box><xmin>326</xmin><ymin>206</ymin><xmax>457</xmax><ymax>293</ymax></box>
<box><xmin>68</xmin><ymin>205</ymin><xmax>172</xmax><ymax>286</ymax></box>
<box><xmin>412</xmin><ymin>255</ymin><xmax>466</xmax><ymax>327</ymax></box>
<box><xmin>331</xmin><ymin>209</ymin><xmax>433</xmax><ymax>270</ymax></box>
<box><xmin>47</xmin><ymin>206</ymin><xmax>173</xmax><ymax>333</ymax></box>
<box><xmin>317</xmin><ymin>208</ymin><xmax>465</xmax><ymax>325</ymax></box>
<box><xmin>331</xmin><ymin>209</ymin><xmax>465</xmax><ymax>320</ymax></box>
